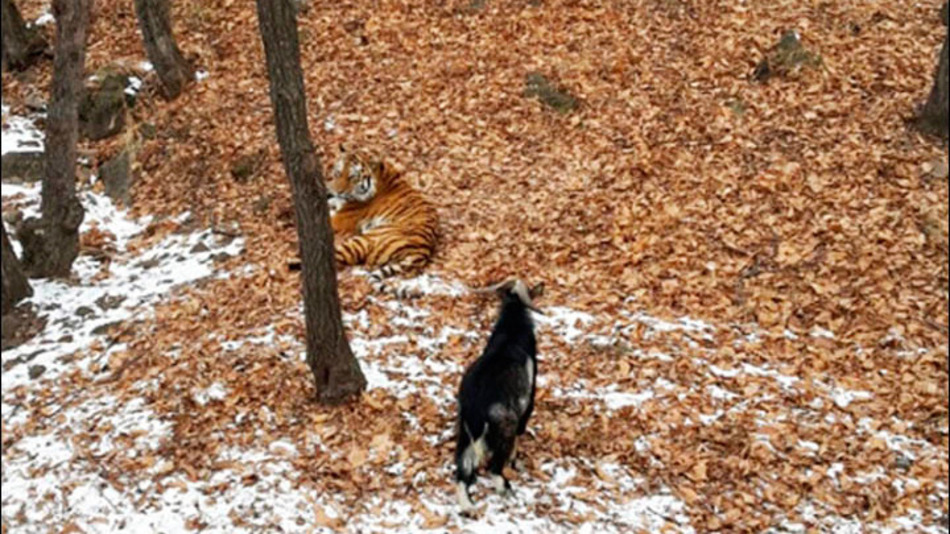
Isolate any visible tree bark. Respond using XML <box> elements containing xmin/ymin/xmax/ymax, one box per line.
<box><xmin>256</xmin><ymin>0</ymin><xmax>366</xmax><ymax>404</ymax></box>
<box><xmin>919</xmin><ymin>7</ymin><xmax>949</xmax><ymax>138</ymax></box>
<box><xmin>1</xmin><ymin>0</ymin><xmax>47</xmax><ymax>71</ymax></box>
<box><xmin>133</xmin><ymin>0</ymin><xmax>193</xmax><ymax>99</ymax></box>
<box><xmin>18</xmin><ymin>0</ymin><xmax>88</xmax><ymax>278</ymax></box>
<box><xmin>2</xmin><ymin>225</ymin><xmax>33</xmax><ymax>316</ymax></box>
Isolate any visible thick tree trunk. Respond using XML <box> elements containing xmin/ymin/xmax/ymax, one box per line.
<box><xmin>1</xmin><ymin>0</ymin><xmax>47</xmax><ymax>71</ymax></box>
<box><xmin>256</xmin><ymin>0</ymin><xmax>366</xmax><ymax>404</ymax></box>
<box><xmin>18</xmin><ymin>0</ymin><xmax>88</xmax><ymax>278</ymax></box>
<box><xmin>2</xmin><ymin>225</ymin><xmax>33</xmax><ymax>316</ymax></box>
<box><xmin>133</xmin><ymin>0</ymin><xmax>193</xmax><ymax>99</ymax></box>
<box><xmin>919</xmin><ymin>8</ymin><xmax>949</xmax><ymax>138</ymax></box>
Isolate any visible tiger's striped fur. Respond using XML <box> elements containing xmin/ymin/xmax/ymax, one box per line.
<box><xmin>326</xmin><ymin>146</ymin><xmax>438</xmax><ymax>296</ymax></box>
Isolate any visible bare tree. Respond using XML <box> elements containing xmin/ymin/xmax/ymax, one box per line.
<box><xmin>918</xmin><ymin>3</ymin><xmax>948</xmax><ymax>138</ymax></box>
<box><xmin>133</xmin><ymin>0</ymin><xmax>193</xmax><ymax>99</ymax></box>
<box><xmin>2</xmin><ymin>226</ymin><xmax>32</xmax><ymax>315</ymax></box>
<box><xmin>1</xmin><ymin>0</ymin><xmax>47</xmax><ymax>71</ymax></box>
<box><xmin>18</xmin><ymin>0</ymin><xmax>88</xmax><ymax>278</ymax></box>
<box><xmin>256</xmin><ymin>0</ymin><xmax>366</xmax><ymax>404</ymax></box>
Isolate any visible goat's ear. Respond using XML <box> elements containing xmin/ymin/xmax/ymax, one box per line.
<box><xmin>529</xmin><ymin>282</ymin><xmax>545</xmax><ymax>300</ymax></box>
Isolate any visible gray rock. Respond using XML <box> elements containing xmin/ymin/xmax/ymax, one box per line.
<box><xmin>524</xmin><ymin>72</ymin><xmax>579</xmax><ymax>114</ymax></box>
<box><xmin>95</xmin><ymin>294</ymin><xmax>126</xmax><ymax>311</ymax></box>
<box><xmin>75</xmin><ymin>305</ymin><xmax>96</xmax><ymax>318</ymax></box>
<box><xmin>1</xmin><ymin>152</ymin><xmax>45</xmax><ymax>184</ymax></box>
<box><xmin>28</xmin><ymin>364</ymin><xmax>46</xmax><ymax>379</ymax></box>
<box><xmin>99</xmin><ymin>150</ymin><xmax>133</xmax><ymax>205</ymax></box>
<box><xmin>79</xmin><ymin>74</ymin><xmax>128</xmax><ymax>141</ymax></box>
<box><xmin>190</xmin><ymin>242</ymin><xmax>210</xmax><ymax>254</ymax></box>
<box><xmin>91</xmin><ymin>320</ymin><xmax>123</xmax><ymax>336</ymax></box>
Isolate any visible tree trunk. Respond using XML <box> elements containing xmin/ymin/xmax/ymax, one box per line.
<box><xmin>255</xmin><ymin>0</ymin><xmax>366</xmax><ymax>404</ymax></box>
<box><xmin>2</xmin><ymin>225</ymin><xmax>33</xmax><ymax>316</ymax></box>
<box><xmin>18</xmin><ymin>0</ymin><xmax>88</xmax><ymax>278</ymax></box>
<box><xmin>919</xmin><ymin>9</ymin><xmax>949</xmax><ymax>138</ymax></box>
<box><xmin>1</xmin><ymin>0</ymin><xmax>47</xmax><ymax>71</ymax></box>
<box><xmin>133</xmin><ymin>0</ymin><xmax>193</xmax><ymax>99</ymax></box>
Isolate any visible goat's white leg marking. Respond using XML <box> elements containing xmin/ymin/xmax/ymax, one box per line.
<box><xmin>492</xmin><ymin>474</ymin><xmax>511</xmax><ymax>496</ymax></box>
<box><xmin>457</xmin><ymin>481</ymin><xmax>476</xmax><ymax>511</ymax></box>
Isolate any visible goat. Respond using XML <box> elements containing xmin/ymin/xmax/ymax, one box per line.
<box><xmin>455</xmin><ymin>279</ymin><xmax>544</xmax><ymax>513</ymax></box>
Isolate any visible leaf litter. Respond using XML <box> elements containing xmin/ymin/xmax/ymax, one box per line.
<box><xmin>2</xmin><ymin>0</ymin><xmax>948</xmax><ymax>532</ymax></box>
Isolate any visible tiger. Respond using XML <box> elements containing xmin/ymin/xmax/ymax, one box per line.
<box><xmin>323</xmin><ymin>145</ymin><xmax>438</xmax><ymax>295</ymax></box>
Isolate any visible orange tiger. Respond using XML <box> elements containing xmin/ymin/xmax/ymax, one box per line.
<box><xmin>325</xmin><ymin>145</ymin><xmax>438</xmax><ymax>291</ymax></box>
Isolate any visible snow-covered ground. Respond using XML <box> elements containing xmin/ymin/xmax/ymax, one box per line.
<box><xmin>3</xmin><ymin>108</ymin><xmax>947</xmax><ymax>533</ymax></box>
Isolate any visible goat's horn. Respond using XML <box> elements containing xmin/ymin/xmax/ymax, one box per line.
<box><xmin>467</xmin><ymin>279</ymin><xmax>513</xmax><ymax>294</ymax></box>
<box><xmin>511</xmin><ymin>280</ymin><xmax>544</xmax><ymax>314</ymax></box>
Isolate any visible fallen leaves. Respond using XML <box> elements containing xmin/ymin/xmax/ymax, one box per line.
<box><xmin>3</xmin><ymin>0</ymin><xmax>949</xmax><ymax>531</ymax></box>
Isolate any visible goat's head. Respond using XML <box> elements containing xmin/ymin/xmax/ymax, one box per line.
<box><xmin>475</xmin><ymin>278</ymin><xmax>544</xmax><ymax>314</ymax></box>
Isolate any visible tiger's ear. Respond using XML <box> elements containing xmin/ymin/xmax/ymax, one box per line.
<box><xmin>373</xmin><ymin>159</ymin><xmax>385</xmax><ymax>177</ymax></box>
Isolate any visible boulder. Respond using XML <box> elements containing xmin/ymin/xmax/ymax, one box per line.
<box><xmin>524</xmin><ymin>72</ymin><xmax>579</xmax><ymax>114</ymax></box>
<box><xmin>1</xmin><ymin>151</ymin><xmax>44</xmax><ymax>183</ymax></box>
<box><xmin>753</xmin><ymin>30</ymin><xmax>822</xmax><ymax>83</ymax></box>
<box><xmin>99</xmin><ymin>150</ymin><xmax>133</xmax><ymax>205</ymax></box>
<box><xmin>79</xmin><ymin>74</ymin><xmax>129</xmax><ymax>140</ymax></box>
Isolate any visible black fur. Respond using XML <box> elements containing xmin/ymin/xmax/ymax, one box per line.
<box><xmin>455</xmin><ymin>285</ymin><xmax>539</xmax><ymax>508</ymax></box>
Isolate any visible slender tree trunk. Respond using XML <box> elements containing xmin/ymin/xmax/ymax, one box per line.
<box><xmin>133</xmin><ymin>0</ymin><xmax>193</xmax><ymax>99</ymax></box>
<box><xmin>18</xmin><ymin>0</ymin><xmax>88</xmax><ymax>278</ymax></box>
<box><xmin>919</xmin><ymin>5</ymin><xmax>949</xmax><ymax>138</ymax></box>
<box><xmin>2</xmin><ymin>226</ymin><xmax>33</xmax><ymax>316</ymax></box>
<box><xmin>255</xmin><ymin>0</ymin><xmax>366</xmax><ymax>404</ymax></box>
<box><xmin>1</xmin><ymin>0</ymin><xmax>47</xmax><ymax>71</ymax></box>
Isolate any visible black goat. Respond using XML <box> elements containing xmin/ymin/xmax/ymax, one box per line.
<box><xmin>455</xmin><ymin>279</ymin><xmax>544</xmax><ymax>513</ymax></box>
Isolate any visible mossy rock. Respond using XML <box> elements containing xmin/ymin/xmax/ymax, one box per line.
<box><xmin>1</xmin><ymin>152</ymin><xmax>45</xmax><ymax>184</ymax></box>
<box><xmin>79</xmin><ymin>73</ymin><xmax>130</xmax><ymax>140</ymax></box>
<box><xmin>99</xmin><ymin>150</ymin><xmax>133</xmax><ymax>205</ymax></box>
<box><xmin>753</xmin><ymin>31</ymin><xmax>822</xmax><ymax>83</ymax></box>
<box><xmin>524</xmin><ymin>72</ymin><xmax>579</xmax><ymax>113</ymax></box>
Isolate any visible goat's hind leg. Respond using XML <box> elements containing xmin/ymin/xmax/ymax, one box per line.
<box><xmin>455</xmin><ymin>429</ymin><xmax>479</xmax><ymax>513</ymax></box>
<box><xmin>486</xmin><ymin>426</ymin><xmax>517</xmax><ymax>498</ymax></box>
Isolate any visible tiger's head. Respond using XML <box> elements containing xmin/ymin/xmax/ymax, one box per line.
<box><xmin>326</xmin><ymin>145</ymin><xmax>394</xmax><ymax>204</ymax></box>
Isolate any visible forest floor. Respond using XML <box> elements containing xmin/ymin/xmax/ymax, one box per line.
<box><xmin>2</xmin><ymin>0</ymin><xmax>948</xmax><ymax>532</ymax></box>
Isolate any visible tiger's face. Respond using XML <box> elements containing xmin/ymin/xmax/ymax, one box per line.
<box><xmin>327</xmin><ymin>147</ymin><xmax>380</xmax><ymax>204</ymax></box>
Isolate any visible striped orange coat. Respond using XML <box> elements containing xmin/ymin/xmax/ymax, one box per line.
<box><xmin>327</xmin><ymin>146</ymin><xmax>438</xmax><ymax>278</ymax></box>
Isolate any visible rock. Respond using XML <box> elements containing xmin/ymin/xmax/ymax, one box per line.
<box><xmin>138</xmin><ymin>122</ymin><xmax>157</xmax><ymax>140</ymax></box>
<box><xmin>2</xmin><ymin>209</ymin><xmax>23</xmax><ymax>227</ymax></box>
<box><xmin>91</xmin><ymin>320</ymin><xmax>123</xmax><ymax>336</ymax></box>
<box><xmin>99</xmin><ymin>150</ymin><xmax>133</xmax><ymax>205</ymax></box>
<box><xmin>893</xmin><ymin>453</ymin><xmax>914</xmax><ymax>471</ymax></box>
<box><xmin>136</xmin><ymin>258</ymin><xmax>161</xmax><ymax>270</ymax></box>
<box><xmin>75</xmin><ymin>305</ymin><xmax>96</xmax><ymax>318</ymax></box>
<box><xmin>190</xmin><ymin>242</ymin><xmax>210</xmax><ymax>254</ymax></box>
<box><xmin>524</xmin><ymin>72</ymin><xmax>579</xmax><ymax>114</ymax></box>
<box><xmin>79</xmin><ymin>74</ymin><xmax>129</xmax><ymax>140</ymax></box>
<box><xmin>1</xmin><ymin>304</ymin><xmax>46</xmax><ymax>351</ymax></box>
<box><xmin>230</xmin><ymin>154</ymin><xmax>258</xmax><ymax>183</ymax></box>
<box><xmin>252</xmin><ymin>195</ymin><xmax>273</xmax><ymax>215</ymax></box>
<box><xmin>28</xmin><ymin>364</ymin><xmax>46</xmax><ymax>379</ymax></box>
<box><xmin>230</xmin><ymin>150</ymin><xmax>265</xmax><ymax>183</ymax></box>
<box><xmin>95</xmin><ymin>294</ymin><xmax>126</xmax><ymax>311</ymax></box>
<box><xmin>753</xmin><ymin>30</ymin><xmax>822</xmax><ymax>83</ymax></box>
<box><xmin>1</xmin><ymin>152</ymin><xmax>45</xmax><ymax>183</ymax></box>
